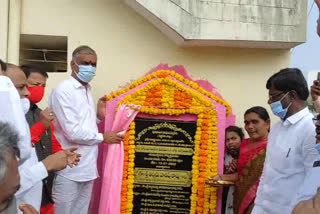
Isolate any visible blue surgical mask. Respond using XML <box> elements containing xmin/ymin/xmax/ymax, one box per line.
<box><xmin>74</xmin><ymin>62</ymin><xmax>96</xmax><ymax>83</ymax></box>
<box><xmin>270</xmin><ymin>92</ymin><xmax>291</xmax><ymax>119</ymax></box>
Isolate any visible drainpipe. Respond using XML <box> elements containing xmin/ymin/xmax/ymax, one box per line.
<box><xmin>7</xmin><ymin>0</ymin><xmax>22</xmax><ymax>64</ymax></box>
<box><xmin>0</xmin><ymin>0</ymin><xmax>9</xmax><ymax>61</ymax></box>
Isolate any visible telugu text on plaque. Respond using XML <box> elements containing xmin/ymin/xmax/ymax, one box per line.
<box><xmin>133</xmin><ymin>118</ymin><xmax>197</xmax><ymax>214</ymax></box>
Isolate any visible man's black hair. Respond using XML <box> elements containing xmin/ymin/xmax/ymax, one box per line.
<box><xmin>266</xmin><ymin>68</ymin><xmax>309</xmax><ymax>101</ymax></box>
<box><xmin>20</xmin><ymin>64</ymin><xmax>48</xmax><ymax>78</ymax></box>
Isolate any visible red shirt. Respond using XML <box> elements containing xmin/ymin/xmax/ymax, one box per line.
<box><xmin>30</xmin><ymin>122</ymin><xmax>63</xmax><ymax>153</ymax></box>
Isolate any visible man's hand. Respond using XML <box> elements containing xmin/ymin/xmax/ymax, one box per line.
<box><xmin>311</xmin><ymin>80</ymin><xmax>320</xmax><ymax>101</ymax></box>
<box><xmin>39</xmin><ymin>107</ymin><xmax>55</xmax><ymax>128</ymax></box>
<box><xmin>103</xmin><ymin>131</ymin><xmax>124</xmax><ymax>144</ymax></box>
<box><xmin>314</xmin><ymin>187</ymin><xmax>320</xmax><ymax>211</ymax></box>
<box><xmin>19</xmin><ymin>204</ymin><xmax>38</xmax><ymax>214</ymax></box>
<box><xmin>97</xmin><ymin>96</ymin><xmax>107</xmax><ymax>120</ymax></box>
<box><xmin>42</xmin><ymin>147</ymin><xmax>81</xmax><ymax>172</ymax></box>
<box><xmin>64</xmin><ymin>147</ymin><xmax>81</xmax><ymax>167</ymax></box>
<box><xmin>292</xmin><ymin>187</ymin><xmax>320</xmax><ymax>214</ymax></box>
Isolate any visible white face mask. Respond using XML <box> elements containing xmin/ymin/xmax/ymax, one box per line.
<box><xmin>20</xmin><ymin>98</ymin><xmax>30</xmax><ymax>114</ymax></box>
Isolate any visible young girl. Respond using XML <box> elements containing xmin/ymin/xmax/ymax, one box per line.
<box><xmin>223</xmin><ymin>126</ymin><xmax>244</xmax><ymax>214</ymax></box>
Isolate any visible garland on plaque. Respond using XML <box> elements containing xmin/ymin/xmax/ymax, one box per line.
<box><xmin>92</xmin><ymin>64</ymin><xmax>235</xmax><ymax>214</ymax></box>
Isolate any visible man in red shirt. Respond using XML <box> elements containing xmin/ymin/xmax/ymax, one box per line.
<box><xmin>21</xmin><ymin>65</ymin><xmax>62</xmax><ymax>214</ymax></box>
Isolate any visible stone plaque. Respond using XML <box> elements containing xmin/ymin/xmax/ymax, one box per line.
<box><xmin>133</xmin><ymin>118</ymin><xmax>197</xmax><ymax>214</ymax></box>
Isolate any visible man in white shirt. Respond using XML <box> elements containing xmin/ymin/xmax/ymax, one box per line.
<box><xmin>251</xmin><ymin>68</ymin><xmax>319</xmax><ymax>214</ymax></box>
<box><xmin>291</xmin><ymin>112</ymin><xmax>320</xmax><ymax>214</ymax></box>
<box><xmin>290</xmin><ymin>1</ymin><xmax>320</xmax><ymax>212</ymax></box>
<box><xmin>49</xmin><ymin>45</ymin><xmax>123</xmax><ymax>214</ymax></box>
<box><xmin>1</xmin><ymin>63</ymin><xmax>80</xmax><ymax>214</ymax></box>
<box><xmin>0</xmin><ymin>61</ymin><xmax>32</xmax><ymax>164</ymax></box>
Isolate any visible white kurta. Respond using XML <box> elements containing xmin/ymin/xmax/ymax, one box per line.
<box><xmin>252</xmin><ymin>108</ymin><xmax>320</xmax><ymax>214</ymax></box>
<box><xmin>49</xmin><ymin>77</ymin><xmax>102</xmax><ymax>182</ymax></box>
<box><xmin>0</xmin><ymin>76</ymin><xmax>48</xmax><ymax>213</ymax></box>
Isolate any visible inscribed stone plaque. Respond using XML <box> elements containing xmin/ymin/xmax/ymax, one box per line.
<box><xmin>133</xmin><ymin>118</ymin><xmax>197</xmax><ymax>214</ymax></box>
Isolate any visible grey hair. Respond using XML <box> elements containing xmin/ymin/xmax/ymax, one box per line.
<box><xmin>0</xmin><ymin>122</ymin><xmax>20</xmax><ymax>182</ymax></box>
<box><xmin>72</xmin><ymin>45</ymin><xmax>96</xmax><ymax>59</ymax></box>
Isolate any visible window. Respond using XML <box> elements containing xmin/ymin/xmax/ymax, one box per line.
<box><xmin>20</xmin><ymin>34</ymin><xmax>67</xmax><ymax>72</ymax></box>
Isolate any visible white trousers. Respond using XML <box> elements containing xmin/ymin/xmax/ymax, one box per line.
<box><xmin>52</xmin><ymin>175</ymin><xmax>93</xmax><ymax>214</ymax></box>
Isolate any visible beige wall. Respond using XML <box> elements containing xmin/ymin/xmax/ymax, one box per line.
<box><xmin>20</xmin><ymin>0</ymin><xmax>290</xmax><ymax>128</ymax></box>
<box><xmin>127</xmin><ymin>0</ymin><xmax>307</xmax><ymax>48</ymax></box>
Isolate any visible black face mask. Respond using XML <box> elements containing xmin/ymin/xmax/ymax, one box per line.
<box><xmin>227</xmin><ymin>148</ymin><xmax>239</xmax><ymax>158</ymax></box>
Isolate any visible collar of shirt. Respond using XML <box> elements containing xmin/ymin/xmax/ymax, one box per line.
<box><xmin>283</xmin><ymin>107</ymin><xmax>310</xmax><ymax>126</ymax></box>
<box><xmin>70</xmin><ymin>76</ymin><xmax>91</xmax><ymax>89</ymax></box>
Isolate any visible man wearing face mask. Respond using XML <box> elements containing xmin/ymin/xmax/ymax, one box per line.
<box><xmin>251</xmin><ymin>68</ymin><xmax>319</xmax><ymax>214</ymax></box>
<box><xmin>0</xmin><ymin>61</ymin><xmax>32</xmax><ymax>164</ymax></box>
<box><xmin>21</xmin><ymin>65</ymin><xmax>63</xmax><ymax>214</ymax></box>
<box><xmin>3</xmin><ymin>63</ymin><xmax>81</xmax><ymax>214</ymax></box>
<box><xmin>289</xmin><ymin>1</ymin><xmax>320</xmax><ymax>213</ymax></box>
<box><xmin>49</xmin><ymin>45</ymin><xmax>123</xmax><ymax>214</ymax></box>
<box><xmin>1</xmin><ymin>63</ymin><xmax>33</xmax><ymax>165</ymax></box>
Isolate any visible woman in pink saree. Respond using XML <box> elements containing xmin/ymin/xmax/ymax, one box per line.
<box><xmin>208</xmin><ymin>106</ymin><xmax>270</xmax><ymax>214</ymax></box>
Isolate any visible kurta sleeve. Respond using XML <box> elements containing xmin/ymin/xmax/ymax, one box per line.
<box><xmin>15</xmin><ymin>162</ymin><xmax>48</xmax><ymax>197</ymax></box>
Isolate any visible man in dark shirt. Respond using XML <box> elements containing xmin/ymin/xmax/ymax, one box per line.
<box><xmin>21</xmin><ymin>65</ymin><xmax>62</xmax><ymax>214</ymax></box>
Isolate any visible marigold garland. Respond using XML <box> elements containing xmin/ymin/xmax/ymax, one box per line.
<box><xmin>106</xmin><ymin>69</ymin><xmax>232</xmax><ymax>116</ymax></box>
<box><xmin>174</xmin><ymin>90</ymin><xmax>192</xmax><ymax>108</ymax></box>
<box><xmin>120</xmin><ymin>131</ymin><xmax>130</xmax><ymax>214</ymax></box>
<box><xmin>117</xmin><ymin>70</ymin><xmax>225</xmax><ymax>214</ymax></box>
<box><xmin>125</xmin><ymin>122</ymin><xmax>136</xmax><ymax>214</ymax></box>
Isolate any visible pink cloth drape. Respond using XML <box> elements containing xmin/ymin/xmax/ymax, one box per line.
<box><xmin>97</xmin><ymin>104</ymin><xmax>140</xmax><ymax>214</ymax></box>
